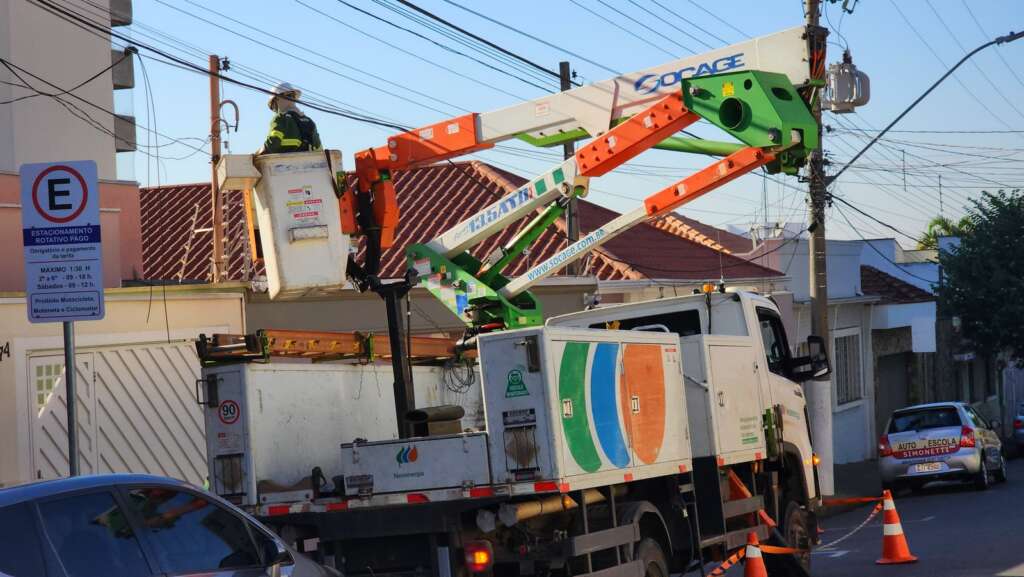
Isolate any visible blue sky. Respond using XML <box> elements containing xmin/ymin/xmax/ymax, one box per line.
<box><xmin>118</xmin><ymin>0</ymin><xmax>1024</xmax><ymax>246</ymax></box>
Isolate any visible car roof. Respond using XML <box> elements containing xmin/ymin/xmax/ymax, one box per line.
<box><xmin>893</xmin><ymin>401</ymin><xmax>965</xmax><ymax>414</ymax></box>
<box><xmin>0</xmin><ymin>474</ymin><xmax>190</xmax><ymax>508</ymax></box>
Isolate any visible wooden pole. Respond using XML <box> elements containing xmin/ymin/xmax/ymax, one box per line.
<box><xmin>210</xmin><ymin>55</ymin><xmax>224</xmax><ymax>282</ymax></box>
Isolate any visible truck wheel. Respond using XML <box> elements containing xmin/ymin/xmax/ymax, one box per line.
<box><xmin>634</xmin><ymin>538</ymin><xmax>668</xmax><ymax>577</ymax></box>
<box><xmin>782</xmin><ymin>502</ymin><xmax>811</xmax><ymax>573</ymax></box>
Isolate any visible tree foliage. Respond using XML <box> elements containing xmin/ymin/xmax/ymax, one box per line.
<box><xmin>937</xmin><ymin>189</ymin><xmax>1024</xmax><ymax>364</ymax></box>
<box><xmin>917</xmin><ymin>215</ymin><xmax>972</xmax><ymax>250</ymax></box>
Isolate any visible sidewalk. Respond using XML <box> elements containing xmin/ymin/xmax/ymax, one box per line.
<box><xmin>819</xmin><ymin>459</ymin><xmax>882</xmax><ymax>518</ymax></box>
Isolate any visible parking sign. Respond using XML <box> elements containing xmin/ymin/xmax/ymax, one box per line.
<box><xmin>20</xmin><ymin>160</ymin><xmax>105</xmax><ymax>322</ymax></box>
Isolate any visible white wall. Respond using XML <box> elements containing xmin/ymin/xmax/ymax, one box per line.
<box><xmin>0</xmin><ymin>1</ymin><xmax>118</xmax><ymax>179</ymax></box>
<box><xmin>793</xmin><ymin>300</ymin><xmax>875</xmax><ymax>464</ymax></box>
<box><xmin>862</xmin><ymin>239</ymin><xmax>938</xmax><ymax>293</ymax></box>
<box><xmin>872</xmin><ymin>301</ymin><xmax>937</xmax><ymax>353</ymax></box>
<box><xmin>743</xmin><ymin>239</ymin><xmax>864</xmax><ymax>302</ymax></box>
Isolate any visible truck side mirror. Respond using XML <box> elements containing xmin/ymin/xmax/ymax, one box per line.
<box><xmin>789</xmin><ymin>335</ymin><xmax>831</xmax><ymax>381</ymax></box>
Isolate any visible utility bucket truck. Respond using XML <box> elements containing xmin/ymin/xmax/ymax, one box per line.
<box><xmin>208</xmin><ymin>24</ymin><xmax>831</xmax><ymax>577</ymax></box>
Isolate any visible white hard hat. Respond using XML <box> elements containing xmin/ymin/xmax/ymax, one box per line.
<box><xmin>268</xmin><ymin>81</ymin><xmax>301</xmax><ymax>110</ymax></box>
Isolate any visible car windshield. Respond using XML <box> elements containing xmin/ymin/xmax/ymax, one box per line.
<box><xmin>888</xmin><ymin>407</ymin><xmax>961</xmax><ymax>433</ymax></box>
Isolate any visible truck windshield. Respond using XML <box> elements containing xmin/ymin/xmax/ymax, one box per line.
<box><xmin>888</xmin><ymin>408</ymin><xmax>961</xmax><ymax>433</ymax></box>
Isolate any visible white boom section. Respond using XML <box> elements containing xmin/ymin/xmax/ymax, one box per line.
<box><xmin>425</xmin><ymin>26</ymin><xmax>808</xmax><ymax>258</ymax></box>
<box><xmin>425</xmin><ymin>159</ymin><xmax>578</xmax><ymax>257</ymax></box>
<box><xmin>500</xmin><ymin>206</ymin><xmax>648</xmax><ymax>298</ymax></box>
<box><xmin>475</xmin><ymin>26</ymin><xmax>808</xmax><ymax>143</ymax></box>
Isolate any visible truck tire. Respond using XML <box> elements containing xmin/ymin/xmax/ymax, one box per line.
<box><xmin>782</xmin><ymin>502</ymin><xmax>811</xmax><ymax>573</ymax></box>
<box><xmin>634</xmin><ymin>538</ymin><xmax>668</xmax><ymax>577</ymax></box>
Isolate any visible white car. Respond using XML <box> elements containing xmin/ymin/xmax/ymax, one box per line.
<box><xmin>879</xmin><ymin>402</ymin><xmax>1007</xmax><ymax>492</ymax></box>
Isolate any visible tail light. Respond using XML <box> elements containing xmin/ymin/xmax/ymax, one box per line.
<box><xmin>878</xmin><ymin>435</ymin><xmax>893</xmax><ymax>457</ymax></box>
<box><xmin>464</xmin><ymin>540</ymin><xmax>493</xmax><ymax>573</ymax></box>
<box><xmin>960</xmin><ymin>426</ymin><xmax>976</xmax><ymax>448</ymax></box>
<box><xmin>1014</xmin><ymin>418</ymin><xmax>1023</xmax><ymax>430</ymax></box>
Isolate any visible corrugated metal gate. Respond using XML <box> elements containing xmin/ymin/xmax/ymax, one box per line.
<box><xmin>29</xmin><ymin>341</ymin><xmax>207</xmax><ymax>484</ymax></box>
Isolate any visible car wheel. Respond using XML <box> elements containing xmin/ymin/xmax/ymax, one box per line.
<box><xmin>974</xmin><ymin>456</ymin><xmax>991</xmax><ymax>491</ymax></box>
<box><xmin>994</xmin><ymin>454</ymin><xmax>1008</xmax><ymax>483</ymax></box>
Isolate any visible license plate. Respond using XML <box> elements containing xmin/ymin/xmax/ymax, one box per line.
<box><xmin>914</xmin><ymin>462</ymin><xmax>942</xmax><ymax>473</ymax></box>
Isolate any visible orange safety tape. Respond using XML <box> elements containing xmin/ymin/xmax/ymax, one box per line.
<box><xmin>707</xmin><ymin>549</ymin><xmax>745</xmax><ymax>576</ymax></box>
<box><xmin>821</xmin><ymin>495</ymin><xmax>882</xmax><ymax>506</ymax></box>
<box><xmin>760</xmin><ymin>544</ymin><xmax>806</xmax><ymax>555</ymax></box>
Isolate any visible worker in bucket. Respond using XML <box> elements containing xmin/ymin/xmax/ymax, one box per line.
<box><xmin>258</xmin><ymin>82</ymin><xmax>322</xmax><ymax>154</ymax></box>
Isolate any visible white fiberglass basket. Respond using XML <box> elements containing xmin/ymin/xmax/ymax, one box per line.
<box><xmin>249</xmin><ymin>150</ymin><xmax>350</xmax><ymax>299</ymax></box>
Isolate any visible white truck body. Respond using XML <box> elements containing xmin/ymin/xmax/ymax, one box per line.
<box><xmin>550</xmin><ymin>291</ymin><xmax>817</xmax><ymax>499</ymax></box>
<box><xmin>203</xmin><ymin>362</ymin><xmax>482</xmax><ymax>507</ymax></box>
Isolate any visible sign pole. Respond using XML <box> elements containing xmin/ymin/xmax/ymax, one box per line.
<box><xmin>62</xmin><ymin>321</ymin><xmax>79</xmax><ymax>477</ymax></box>
<box><xmin>20</xmin><ymin>159</ymin><xmax>104</xmax><ymax>478</ymax></box>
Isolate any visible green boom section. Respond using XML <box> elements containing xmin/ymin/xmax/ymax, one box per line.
<box><xmin>682</xmin><ymin>70</ymin><xmax>818</xmax><ymax>175</ymax></box>
<box><xmin>518</xmin><ymin>129</ymin><xmax>744</xmax><ymax>158</ymax></box>
<box><xmin>559</xmin><ymin>342</ymin><xmax>602</xmax><ymax>473</ymax></box>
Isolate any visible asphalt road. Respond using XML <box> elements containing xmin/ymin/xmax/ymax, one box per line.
<box><xmin>811</xmin><ymin>456</ymin><xmax>1024</xmax><ymax>577</ymax></box>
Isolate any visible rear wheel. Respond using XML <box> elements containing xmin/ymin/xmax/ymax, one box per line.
<box><xmin>974</xmin><ymin>456</ymin><xmax>991</xmax><ymax>491</ymax></box>
<box><xmin>634</xmin><ymin>538</ymin><xmax>668</xmax><ymax>577</ymax></box>
<box><xmin>995</xmin><ymin>453</ymin><xmax>1008</xmax><ymax>483</ymax></box>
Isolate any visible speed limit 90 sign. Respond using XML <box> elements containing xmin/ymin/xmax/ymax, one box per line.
<box><xmin>218</xmin><ymin>400</ymin><xmax>240</xmax><ymax>425</ymax></box>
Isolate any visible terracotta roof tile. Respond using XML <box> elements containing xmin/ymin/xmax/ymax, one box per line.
<box><xmin>140</xmin><ymin>162</ymin><xmax>783</xmax><ymax>283</ymax></box>
<box><xmin>860</xmin><ymin>265</ymin><xmax>935</xmax><ymax>304</ymax></box>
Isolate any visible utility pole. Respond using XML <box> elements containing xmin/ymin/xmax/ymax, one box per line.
<box><xmin>210</xmin><ymin>55</ymin><xmax>225</xmax><ymax>283</ymax></box>
<box><xmin>938</xmin><ymin>174</ymin><xmax>944</xmax><ymax>217</ymax></box>
<box><xmin>560</xmin><ymin>61</ymin><xmax>581</xmax><ymax>276</ymax></box>
<box><xmin>805</xmin><ymin>0</ymin><xmax>834</xmax><ymax>496</ymax></box>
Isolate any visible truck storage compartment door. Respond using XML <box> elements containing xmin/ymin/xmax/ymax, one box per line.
<box><xmin>621</xmin><ymin>342</ymin><xmax>690</xmax><ymax>471</ymax></box>
<box><xmin>340</xmin><ymin>433</ymin><xmax>490</xmax><ymax>496</ymax></box>
<box><xmin>480</xmin><ymin>330</ymin><xmax>556</xmax><ymax>484</ymax></box>
<box><xmin>204</xmin><ymin>367</ymin><xmax>252</xmax><ymax>503</ymax></box>
<box><xmin>707</xmin><ymin>343</ymin><xmax>766</xmax><ymax>457</ymax></box>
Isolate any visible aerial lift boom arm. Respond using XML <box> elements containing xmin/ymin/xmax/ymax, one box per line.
<box><xmin>346</xmin><ymin>26</ymin><xmax>811</xmax><ymax>259</ymax></box>
<box><xmin>345</xmin><ymin>25</ymin><xmax>819</xmax><ymax>334</ymax></box>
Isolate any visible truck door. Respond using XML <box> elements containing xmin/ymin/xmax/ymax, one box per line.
<box><xmin>707</xmin><ymin>342</ymin><xmax>765</xmax><ymax>456</ymax></box>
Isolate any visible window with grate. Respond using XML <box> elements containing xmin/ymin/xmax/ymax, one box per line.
<box><xmin>834</xmin><ymin>331</ymin><xmax>863</xmax><ymax>405</ymax></box>
<box><xmin>34</xmin><ymin>362</ymin><xmax>63</xmax><ymax>412</ymax></box>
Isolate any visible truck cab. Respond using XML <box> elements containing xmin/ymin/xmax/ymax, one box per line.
<box><xmin>548</xmin><ymin>290</ymin><xmax>827</xmax><ymax>512</ymax></box>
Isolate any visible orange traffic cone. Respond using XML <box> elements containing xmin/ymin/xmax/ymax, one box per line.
<box><xmin>744</xmin><ymin>532</ymin><xmax>769</xmax><ymax>577</ymax></box>
<box><xmin>876</xmin><ymin>489</ymin><xmax>918</xmax><ymax>564</ymax></box>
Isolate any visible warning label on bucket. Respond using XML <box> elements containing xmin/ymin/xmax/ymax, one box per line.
<box><xmin>286</xmin><ymin>186</ymin><xmax>323</xmax><ymax>225</ymax></box>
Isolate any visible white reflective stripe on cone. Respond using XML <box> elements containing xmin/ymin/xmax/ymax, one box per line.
<box><xmin>883</xmin><ymin>523</ymin><xmax>904</xmax><ymax>536</ymax></box>
<box><xmin>746</xmin><ymin>546</ymin><xmax>763</xmax><ymax>558</ymax></box>
<box><xmin>883</xmin><ymin>499</ymin><xmax>895</xmax><ymax>510</ymax></box>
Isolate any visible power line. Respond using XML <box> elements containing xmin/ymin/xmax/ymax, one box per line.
<box><xmin>299</xmin><ymin>0</ymin><xmax>536</xmax><ymax>99</ymax></box>
<box><xmin>371</xmin><ymin>0</ymin><xmax>562</xmax><ymax>90</ymax></box>
<box><xmin>567</xmin><ymin>0</ymin><xmax>678</xmax><ymax>59</ymax></box>
<box><xmin>392</xmin><ymin>0</ymin><xmax>569</xmax><ymax>82</ymax></box>
<box><xmin>439</xmin><ymin>0</ymin><xmax>623</xmax><ymax>75</ymax></box>
<box><xmin>159</xmin><ymin>0</ymin><xmax>460</xmax><ymax>117</ymax></box>
<box><xmin>924</xmin><ymin>0</ymin><xmax>1024</xmax><ymax>123</ymax></box>
<box><xmin>681</xmin><ymin>0</ymin><xmax>749</xmax><ymax>40</ymax></box>
<box><xmin>603</xmin><ymin>0</ymin><xmax>698</xmax><ymax>54</ymax></box>
<box><xmin>29</xmin><ymin>0</ymin><xmax>411</xmax><ymax>131</ymax></box>
<box><xmin>833</xmin><ymin>202</ymin><xmax>939</xmax><ymax>284</ymax></box>
<box><xmin>960</xmin><ymin>0</ymin><xmax>1024</xmax><ymax>92</ymax></box>
<box><xmin>646</xmin><ymin>0</ymin><xmax>728</xmax><ymax>47</ymax></box>
<box><xmin>887</xmin><ymin>0</ymin><xmax>1021</xmax><ymax>133</ymax></box>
